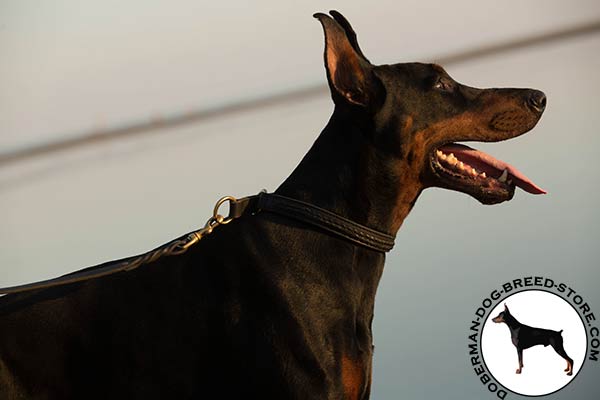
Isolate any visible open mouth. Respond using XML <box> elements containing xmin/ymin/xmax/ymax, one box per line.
<box><xmin>431</xmin><ymin>143</ymin><xmax>545</xmax><ymax>203</ymax></box>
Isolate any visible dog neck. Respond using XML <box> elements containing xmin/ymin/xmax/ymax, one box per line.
<box><xmin>276</xmin><ymin>107</ymin><xmax>422</xmax><ymax>235</ymax></box>
<box><xmin>503</xmin><ymin>312</ymin><xmax>522</xmax><ymax>330</ymax></box>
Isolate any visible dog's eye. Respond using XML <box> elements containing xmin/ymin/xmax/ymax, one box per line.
<box><xmin>434</xmin><ymin>78</ymin><xmax>453</xmax><ymax>92</ymax></box>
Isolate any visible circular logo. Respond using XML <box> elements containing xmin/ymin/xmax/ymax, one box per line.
<box><xmin>480</xmin><ymin>290</ymin><xmax>587</xmax><ymax>396</ymax></box>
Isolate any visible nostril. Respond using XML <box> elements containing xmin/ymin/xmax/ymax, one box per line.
<box><xmin>528</xmin><ymin>91</ymin><xmax>547</xmax><ymax>112</ymax></box>
<box><xmin>536</xmin><ymin>93</ymin><xmax>547</xmax><ymax>108</ymax></box>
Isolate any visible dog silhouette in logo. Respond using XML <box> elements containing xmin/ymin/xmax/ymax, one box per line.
<box><xmin>492</xmin><ymin>303</ymin><xmax>573</xmax><ymax>375</ymax></box>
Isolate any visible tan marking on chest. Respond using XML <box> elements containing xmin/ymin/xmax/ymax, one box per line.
<box><xmin>341</xmin><ymin>354</ymin><xmax>364</xmax><ymax>400</ymax></box>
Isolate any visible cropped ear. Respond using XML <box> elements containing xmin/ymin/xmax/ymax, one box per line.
<box><xmin>313</xmin><ymin>11</ymin><xmax>373</xmax><ymax>107</ymax></box>
<box><xmin>328</xmin><ymin>10</ymin><xmax>370</xmax><ymax>63</ymax></box>
<box><xmin>504</xmin><ymin>303</ymin><xmax>509</xmax><ymax>312</ymax></box>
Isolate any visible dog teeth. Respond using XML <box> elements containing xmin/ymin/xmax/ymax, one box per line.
<box><xmin>507</xmin><ymin>179</ymin><xmax>513</xmax><ymax>185</ymax></box>
<box><xmin>448</xmin><ymin>154</ymin><xmax>458</xmax><ymax>165</ymax></box>
<box><xmin>439</xmin><ymin>152</ymin><xmax>480</xmax><ymax>176</ymax></box>
<box><xmin>498</xmin><ymin>169</ymin><xmax>508</xmax><ymax>183</ymax></box>
<box><xmin>480</xmin><ymin>172</ymin><xmax>487</xmax><ymax>178</ymax></box>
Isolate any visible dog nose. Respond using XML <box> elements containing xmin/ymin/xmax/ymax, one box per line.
<box><xmin>528</xmin><ymin>90</ymin><xmax>546</xmax><ymax>113</ymax></box>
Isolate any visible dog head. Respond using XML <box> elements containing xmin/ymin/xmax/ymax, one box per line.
<box><xmin>314</xmin><ymin>11</ymin><xmax>546</xmax><ymax>214</ymax></box>
<box><xmin>492</xmin><ymin>303</ymin><xmax>512</xmax><ymax>323</ymax></box>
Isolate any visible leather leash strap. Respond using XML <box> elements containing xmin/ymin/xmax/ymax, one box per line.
<box><xmin>0</xmin><ymin>192</ymin><xmax>395</xmax><ymax>295</ymax></box>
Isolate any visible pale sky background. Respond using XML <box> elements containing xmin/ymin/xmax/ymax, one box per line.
<box><xmin>1</xmin><ymin>1</ymin><xmax>599</xmax><ymax>399</ymax></box>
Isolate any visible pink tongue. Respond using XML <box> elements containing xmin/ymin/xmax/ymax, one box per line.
<box><xmin>439</xmin><ymin>144</ymin><xmax>546</xmax><ymax>195</ymax></box>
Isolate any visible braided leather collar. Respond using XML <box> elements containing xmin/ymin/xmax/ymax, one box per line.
<box><xmin>231</xmin><ymin>192</ymin><xmax>395</xmax><ymax>253</ymax></box>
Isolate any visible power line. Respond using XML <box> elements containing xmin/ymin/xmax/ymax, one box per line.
<box><xmin>1</xmin><ymin>19</ymin><xmax>599</xmax><ymax>167</ymax></box>
<box><xmin>0</xmin><ymin>85</ymin><xmax>326</xmax><ymax>166</ymax></box>
<box><xmin>432</xmin><ymin>19</ymin><xmax>600</xmax><ymax>65</ymax></box>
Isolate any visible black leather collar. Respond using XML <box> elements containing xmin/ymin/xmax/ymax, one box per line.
<box><xmin>231</xmin><ymin>192</ymin><xmax>395</xmax><ymax>253</ymax></box>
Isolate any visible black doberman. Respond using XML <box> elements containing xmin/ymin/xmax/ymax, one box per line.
<box><xmin>0</xmin><ymin>11</ymin><xmax>546</xmax><ymax>399</ymax></box>
<box><xmin>492</xmin><ymin>304</ymin><xmax>574</xmax><ymax>376</ymax></box>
